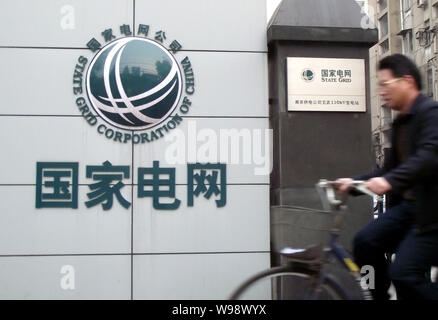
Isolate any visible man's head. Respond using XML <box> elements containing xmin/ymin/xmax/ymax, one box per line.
<box><xmin>378</xmin><ymin>54</ymin><xmax>422</xmax><ymax>111</ymax></box>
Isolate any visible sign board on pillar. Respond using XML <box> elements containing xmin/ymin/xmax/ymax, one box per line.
<box><xmin>287</xmin><ymin>57</ymin><xmax>366</xmax><ymax>112</ymax></box>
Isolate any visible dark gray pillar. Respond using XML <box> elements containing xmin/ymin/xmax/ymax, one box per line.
<box><xmin>268</xmin><ymin>0</ymin><xmax>379</xmax><ymax>263</ymax></box>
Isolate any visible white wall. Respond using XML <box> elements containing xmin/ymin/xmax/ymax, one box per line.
<box><xmin>0</xmin><ymin>0</ymin><xmax>269</xmax><ymax>299</ymax></box>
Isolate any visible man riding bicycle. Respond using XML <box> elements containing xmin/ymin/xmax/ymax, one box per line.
<box><xmin>336</xmin><ymin>54</ymin><xmax>438</xmax><ymax>300</ymax></box>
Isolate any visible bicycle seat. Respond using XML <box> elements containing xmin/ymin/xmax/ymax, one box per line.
<box><xmin>279</xmin><ymin>244</ymin><xmax>323</xmax><ymax>262</ymax></box>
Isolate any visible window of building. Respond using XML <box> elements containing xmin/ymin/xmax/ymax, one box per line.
<box><xmin>417</xmin><ymin>0</ymin><xmax>428</xmax><ymax>9</ymax></box>
<box><xmin>378</xmin><ymin>0</ymin><xmax>388</xmax><ymax>12</ymax></box>
<box><xmin>380</xmin><ymin>38</ymin><xmax>389</xmax><ymax>54</ymax></box>
<box><xmin>381</xmin><ymin>105</ymin><xmax>392</xmax><ymax>127</ymax></box>
<box><xmin>402</xmin><ymin>29</ymin><xmax>414</xmax><ymax>53</ymax></box>
<box><xmin>416</xmin><ymin>26</ymin><xmax>432</xmax><ymax>47</ymax></box>
<box><xmin>404</xmin><ymin>0</ymin><xmax>413</xmax><ymax>11</ymax></box>
<box><xmin>425</xmin><ymin>19</ymin><xmax>430</xmax><ymax>29</ymax></box>
<box><xmin>379</xmin><ymin>13</ymin><xmax>389</xmax><ymax>38</ymax></box>
<box><xmin>433</xmin><ymin>2</ymin><xmax>438</xmax><ymax>20</ymax></box>
<box><xmin>427</xmin><ymin>68</ymin><xmax>434</xmax><ymax>97</ymax></box>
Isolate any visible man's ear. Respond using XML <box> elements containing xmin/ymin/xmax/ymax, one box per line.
<box><xmin>403</xmin><ymin>75</ymin><xmax>417</xmax><ymax>89</ymax></box>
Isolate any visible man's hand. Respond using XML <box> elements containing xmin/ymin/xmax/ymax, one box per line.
<box><xmin>335</xmin><ymin>178</ymin><xmax>354</xmax><ymax>194</ymax></box>
<box><xmin>364</xmin><ymin>177</ymin><xmax>392</xmax><ymax>195</ymax></box>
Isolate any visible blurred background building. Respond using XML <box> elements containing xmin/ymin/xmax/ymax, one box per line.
<box><xmin>363</xmin><ymin>0</ymin><xmax>438</xmax><ymax>167</ymax></box>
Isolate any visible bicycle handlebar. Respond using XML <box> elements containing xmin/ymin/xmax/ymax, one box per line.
<box><xmin>316</xmin><ymin>179</ymin><xmax>383</xmax><ymax>210</ymax></box>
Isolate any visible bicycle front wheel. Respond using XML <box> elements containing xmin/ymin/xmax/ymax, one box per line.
<box><xmin>230</xmin><ymin>265</ymin><xmax>347</xmax><ymax>300</ymax></box>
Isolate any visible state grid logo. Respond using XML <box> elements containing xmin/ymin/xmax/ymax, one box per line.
<box><xmin>301</xmin><ymin>68</ymin><xmax>314</xmax><ymax>82</ymax></box>
<box><xmin>86</xmin><ymin>37</ymin><xmax>183</xmax><ymax>130</ymax></box>
<box><xmin>73</xmin><ymin>24</ymin><xmax>195</xmax><ymax>144</ymax></box>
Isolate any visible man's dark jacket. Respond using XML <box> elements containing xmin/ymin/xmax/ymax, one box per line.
<box><xmin>355</xmin><ymin>94</ymin><xmax>438</xmax><ymax>233</ymax></box>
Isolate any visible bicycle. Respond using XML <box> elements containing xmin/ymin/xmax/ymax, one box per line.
<box><xmin>229</xmin><ymin>179</ymin><xmax>381</xmax><ymax>300</ymax></box>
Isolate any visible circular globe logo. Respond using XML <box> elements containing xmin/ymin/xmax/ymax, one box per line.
<box><xmin>302</xmin><ymin>69</ymin><xmax>314</xmax><ymax>82</ymax></box>
<box><xmin>86</xmin><ymin>37</ymin><xmax>183</xmax><ymax>131</ymax></box>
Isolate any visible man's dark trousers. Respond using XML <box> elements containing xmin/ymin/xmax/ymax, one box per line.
<box><xmin>353</xmin><ymin>201</ymin><xmax>438</xmax><ymax>300</ymax></box>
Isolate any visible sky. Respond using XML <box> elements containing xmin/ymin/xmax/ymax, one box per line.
<box><xmin>267</xmin><ymin>0</ymin><xmax>282</xmax><ymax>22</ymax></box>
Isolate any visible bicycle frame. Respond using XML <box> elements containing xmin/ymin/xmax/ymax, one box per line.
<box><xmin>300</xmin><ymin>232</ymin><xmax>372</xmax><ymax>299</ymax></box>
<box><xmin>310</xmin><ymin>180</ymin><xmax>375</xmax><ymax>300</ymax></box>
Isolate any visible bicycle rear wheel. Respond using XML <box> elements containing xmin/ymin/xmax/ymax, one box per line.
<box><xmin>230</xmin><ymin>265</ymin><xmax>347</xmax><ymax>300</ymax></box>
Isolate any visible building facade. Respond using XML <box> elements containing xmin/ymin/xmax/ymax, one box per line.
<box><xmin>367</xmin><ymin>0</ymin><xmax>438</xmax><ymax>166</ymax></box>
